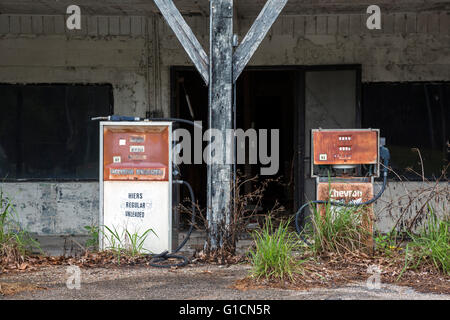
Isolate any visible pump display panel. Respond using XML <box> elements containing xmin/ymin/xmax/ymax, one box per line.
<box><xmin>312</xmin><ymin>129</ymin><xmax>379</xmax><ymax>166</ymax></box>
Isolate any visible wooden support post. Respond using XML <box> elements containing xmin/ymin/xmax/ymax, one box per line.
<box><xmin>206</xmin><ymin>0</ymin><xmax>234</xmax><ymax>252</ymax></box>
<box><xmin>153</xmin><ymin>0</ymin><xmax>287</xmax><ymax>254</ymax></box>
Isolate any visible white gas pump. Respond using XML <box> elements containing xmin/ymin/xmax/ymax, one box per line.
<box><xmin>99</xmin><ymin>121</ymin><xmax>173</xmax><ymax>254</ymax></box>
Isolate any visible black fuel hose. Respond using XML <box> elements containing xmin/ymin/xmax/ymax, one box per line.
<box><xmin>295</xmin><ymin>146</ymin><xmax>390</xmax><ymax>241</ymax></box>
<box><xmin>148</xmin><ymin>118</ymin><xmax>202</xmax><ymax>129</ymax></box>
<box><xmin>147</xmin><ymin>180</ymin><xmax>196</xmax><ymax>268</ymax></box>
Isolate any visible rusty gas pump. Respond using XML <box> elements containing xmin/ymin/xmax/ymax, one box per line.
<box><xmin>93</xmin><ymin>115</ymin><xmax>198</xmax><ymax>268</ymax></box>
<box><xmin>296</xmin><ymin>128</ymin><xmax>390</xmax><ymax>249</ymax></box>
<box><xmin>99</xmin><ymin>121</ymin><xmax>173</xmax><ymax>254</ymax></box>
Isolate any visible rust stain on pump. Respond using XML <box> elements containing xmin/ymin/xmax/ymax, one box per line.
<box><xmin>103</xmin><ymin>125</ymin><xmax>169</xmax><ymax>181</ymax></box>
<box><xmin>311</xmin><ymin>129</ymin><xmax>382</xmax><ymax>251</ymax></box>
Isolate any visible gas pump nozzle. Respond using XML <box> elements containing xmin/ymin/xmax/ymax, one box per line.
<box><xmin>91</xmin><ymin>115</ymin><xmax>203</xmax><ymax>129</ymax></box>
<box><xmin>379</xmin><ymin>145</ymin><xmax>391</xmax><ymax>177</ymax></box>
<box><xmin>91</xmin><ymin>115</ymin><xmax>142</xmax><ymax>121</ymax></box>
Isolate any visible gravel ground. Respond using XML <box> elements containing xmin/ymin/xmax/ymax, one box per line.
<box><xmin>1</xmin><ymin>263</ymin><xmax>449</xmax><ymax>300</ymax></box>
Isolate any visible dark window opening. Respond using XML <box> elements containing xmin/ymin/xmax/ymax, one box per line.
<box><xmin>362</xmin><ymin>82</ymin><xmax>449</xmax><ymax>180</ymax></box>
<box><xmin>0</xmin><ymin>84</ymin><xmax>113</xmax><ymax>181</ymax></box>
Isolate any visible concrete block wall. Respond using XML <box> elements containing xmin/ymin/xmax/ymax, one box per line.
<box><xmin>1</xmin><ymin>183</ymin><xmax>98</xmax><ymax>235</ymax></box>
<box><xmin>248</xmin><ymin>12</ymin><xmax>450</xmax><ymax>81</ymax></box>
<box><xmin>0</xmin><ymin>13</ymin><xmax>201</xmax><ymax>236</ymax></box>
<box><xmin>0</xmin><ymin>14</ymin><xmax>154</xmax><ymax>235</ymax></box>
<box><xmin>0</xmin><ymin>14</ymin><xmax>152</xmax><ymax>117</ymax></box>
<box><xmin>0</xmin><ymin>15</ymin><xmax>148</xmax><ymax>38</ymax></box>
<box><xmin>155</xmin><ymin>10</ymin><xmax>450</xmax><ymax>118</ymax></box>
<box><xmin>0</xmin><ymin>8</ymin><xmax>449</xmax><ymax>236</ymax></box>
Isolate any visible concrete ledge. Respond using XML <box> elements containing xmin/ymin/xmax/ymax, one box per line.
<box><xmin>32</xmin><ymin>231</ymin><xmax>255</xmax><ymax>257</ymax></box>
<box><xmin>33</xmin><ymin>235</ymin><xmax>90</xmax><ymax>257</ymax></box>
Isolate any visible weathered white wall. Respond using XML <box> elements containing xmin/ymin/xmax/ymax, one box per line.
<box><xmin>247</xmin><ymin>12</ymin><xmax>450</xmax><ymax>81</ymax></box>
<box><xmin>0</xmin><ymin>14</ymin><xmax>154</xmax><ymax>235</ymax></box>
<box><xmin>0</xmin><ymin>9</ymin><xmax>449</xmax><ymax>235</ymax></box>
<box><xmin>155</xmin><ymin>11</ymin><xmax>450</xmax><ymax>93</ymax></box>
<box><xmin>0</xmin><ymin>15</ymin><xmax>151</xmax><ymax>116</ymax></box>
<box><xmin>3</xmin><ymin>11</ymin><xmax>448</xmax><ymax>118</ymax></box>
<box><xmin>1</xmin><ymin>182</ymin><xmax>98</xmax><ymax>235</ymax></box>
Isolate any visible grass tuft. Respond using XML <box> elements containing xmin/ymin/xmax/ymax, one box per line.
<box><xmin>308</xmin><ymin>201</ymin><xmax>372</xmax><ymax>256</ymax></box>
<box><xmin>102</xmin><ymin>225</ymin><xmax>157</xmax><ymax>264</ymax></box>
<box><xmin>249</xmin><ymin>217</ymin><xmax>303</xmax><ymax>281</ymax></box>
<box><xmin>0</xmin><ymin>190</ymin><xmax>41</xmax><ymax>264</ymax></box>
<box><xmin>400</xmin><ymin>204</ymin><xmax>449</xmax><ymax>277</ymax></box>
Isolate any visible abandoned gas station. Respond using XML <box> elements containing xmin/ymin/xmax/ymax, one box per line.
<box><xmin>0</xmin><ymin>0</ymin><xmax>448</xmax><ymax>253</ymax></box>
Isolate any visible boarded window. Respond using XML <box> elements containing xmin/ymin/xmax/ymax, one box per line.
<box><xmin>0</xmin><ymin>84</ymin><xmax>113</xmax><ymax>180</ymax></box>
<box><xmin>362</xmin><ymin>82</ymin><xmax>449</xmax><ymax>180</ymax></box>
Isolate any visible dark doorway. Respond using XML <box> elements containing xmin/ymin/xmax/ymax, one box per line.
<box><xmin>236</xmin><ymin>70</ymin><xmax>297</xmax><ymax>215</ymax></box>
<box><xmin>171</xmin><ymin>68</ymin><xmax>298</xmax><ymax>228</ymax></box>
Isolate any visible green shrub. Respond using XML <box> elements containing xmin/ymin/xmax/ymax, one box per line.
<box><xmin>249</xmin><ymin>217</ymin><xmax>303</xmax><ymax>281</ymax></box>
<box><xmin>84</xmin><ymin>225</ymin><xmax>99</xmax><ymax>251</ymax></box>
<box><xmin>374</xmin><ymin>230</ymin><xmax>400</xmax><ymax>256</ymax></box>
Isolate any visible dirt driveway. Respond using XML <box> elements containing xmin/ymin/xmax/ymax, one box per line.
<box><xmin>1</xmin><ymin>263</ymin><xmax>449</xmax><ymax>300</ymax></box>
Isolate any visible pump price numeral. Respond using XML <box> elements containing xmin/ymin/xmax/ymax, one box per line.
<box><xmin>130</xmin><ymin>145</ymin><xmax>145</xmax><ymax>153</ymax></box>
<box><xmin>130</xmin><ymin>136</ymin><xmax>145</xmax><ymax>143</ymax></box>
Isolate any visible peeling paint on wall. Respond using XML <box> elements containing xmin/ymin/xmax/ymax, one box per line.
<box><xmin>0</xmin><ymin>182</ymin><xmax>99</xmax><ymax>235</ymax></box>
<box><xmin>374</xmin><ymin>181</ymin><xmax>449</xmax><ymax>233</ymax></box>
